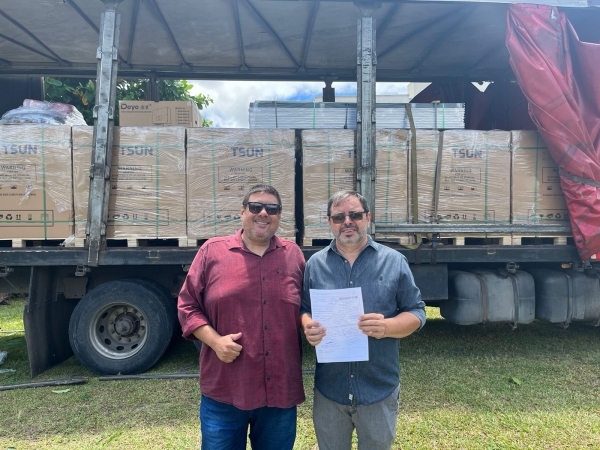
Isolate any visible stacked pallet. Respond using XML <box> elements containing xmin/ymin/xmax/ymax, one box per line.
<box><xmin>249</xmin><ymin>102</ymin><xmax>465</xmax><ymax>130</ymax></box>
<box><xmin>72</xmin><ymin>126</ymin><xmax>187</xmax><ymax>247</ymax></box>
<box><xmin>186</xmin><ymin>128</ymin><xmax>296</xmax><ymax>244</ymax></box>
<box><xmin>0</xmin><ymin>124</ymin><xmax>74</xmax><ymax>246</ymax></box>
<box><xmin>0</xmin><ymin>125</ymin><xmax>572</xmax><ymax>248</ymax></box>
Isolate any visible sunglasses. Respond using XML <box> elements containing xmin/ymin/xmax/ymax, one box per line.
<box><xmin>328</xmin><ymin>211</ymin><xmax>366</xmax><ymax>224</ymax></box>
<box><xmin>245</xmin><ymin>202</ymin><xmax>282</xmax><ymax>215</ymax></box>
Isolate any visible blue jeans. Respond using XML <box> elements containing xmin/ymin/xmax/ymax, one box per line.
<box><xmin>200</xmin><ymin>395</ymin><xmax>297</xmax><ymax>450</ymax></box>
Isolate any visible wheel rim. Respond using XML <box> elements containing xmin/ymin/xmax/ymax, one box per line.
<box><xmin>89</xmin><ymin>302</ymin><xmax>149</xmax><ymax>360</ymax></box>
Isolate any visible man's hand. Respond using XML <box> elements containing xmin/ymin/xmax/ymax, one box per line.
<box><xmin>212</xmin><ymin>332</ymin><xmax>243</xmax><ymax>363</ymax></box>
<box><xmin>358</xmin><ymin>313</ymin><xmax>387</xmax><ymax>339</ymax></box>
<box><xmin>302</xmin><ymin>319</ymin><xmax>326</xmax><ymax>347</ymax></box>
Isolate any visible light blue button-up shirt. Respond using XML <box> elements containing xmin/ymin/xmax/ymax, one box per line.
<box><xmin>301</xmin><ymin>236</ymin><xmax>425</xmax><ymax>406</ymax></box>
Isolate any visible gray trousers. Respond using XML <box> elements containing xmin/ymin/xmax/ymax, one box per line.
<box><xmin>313</xmin><ymin>385</ymin><xmax>400</xmax><ymax>450</ymax></box>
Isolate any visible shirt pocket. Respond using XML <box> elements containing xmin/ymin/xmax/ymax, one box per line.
<box><xmin>370</xmin><ymin>278</ymin><xmax>398</xmax><ymax>316</ymax></box>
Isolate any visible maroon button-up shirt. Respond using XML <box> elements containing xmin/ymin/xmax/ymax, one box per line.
<box><xmin>178</xmin><ymin>229</ymin><xmax>305</xmax><ymax>411</ymax></box>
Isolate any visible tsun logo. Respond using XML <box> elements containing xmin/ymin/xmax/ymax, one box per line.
<box><xmin>231</xmin><ymin>147</ymin><xmax>264</xmax><ymax>157</ymax></box>
<box><xmin>452</xmin><ymin>148</ymin><xmax>483</xmax><ymax>158</ymax></box>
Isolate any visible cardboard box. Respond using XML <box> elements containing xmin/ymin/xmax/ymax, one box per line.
<box><xmin>119</xmin><ymin>101</ymin><xmax>202</xmax><ymax>127</ymax></box>
<box><xmin>374</xmin><ymin>129</ymin><xmax>410</xmax><ymax>240</ymax></box>
<box><xmin>186</xmin><ymin>128</ymin><xmax>296</xmax><ymax>239</ymax></box>
<box><xmin>511</xmin><ymin>131</ymin><xmax>569</xmax><ymax>224</ymax></box>
<box><xmin>0</xmin><ymin>124</ymin><xmax>74</xmax><ymax>239</ymax></box>
<box><xmin>408</xmin><ymin>129</ymin><xmax>439</xmax><ymax>224</ymax></box>
<box><xmin>72</xmin><ymin>126</ymin><xmax>186</xmax><ymax>238</ymax></box>
<box><xmin>410</xmin><ymin>130</ymin><xmax>511</xmax><ymax>224</ymax></box>
<box><xmin>302</xmin><ymin>130</ymin><xmax>356</xmax><ymax>242</ymax></box>
<box><xmin>302</xmin><ymin>129</ymin><xmax>409</xmax><ymax>242</ymax></box>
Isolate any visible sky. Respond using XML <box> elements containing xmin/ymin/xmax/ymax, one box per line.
<box><xmin>189</xmin><ymin>81</ymin><xmax>408</xmax><ymax>128</ymax></box>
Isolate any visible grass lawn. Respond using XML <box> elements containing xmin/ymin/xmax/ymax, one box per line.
<box><xmin>1</xmin><ymin>297</ymin><xmax>599</xmax><ymax>449</ymax></box>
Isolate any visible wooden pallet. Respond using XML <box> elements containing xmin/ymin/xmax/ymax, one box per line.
<box><xmin>182</xmin><ymin>238</ymin><xmax>208</xmax><ymax>248</ymax></box>
<box><xmin>510</xmin><ymin>235</ymin><xmax>570</xmax><ymax>246</ymax></box>
<box><xmin>0</xmin><ymin>238</ymin><xmax>73</xmax><ymax>248</ymax></box>
<box><xmin>302</xmin><ymin>236</ymin><xmax>416</xmax><ymax>246</ymax></box>
<box><xmin>71</xmin><ymin>237</ymin><xmax>189</xmax><ymax>248</ymax></box>
<box><xmin>436</xmin><ymin>234</ymin><xmax>571</xmax><ymax>246</ymax></box>
<box><xmin>437</xmin><ymin>234</ymin><xmax>511</xmax><ymax>246</ymax></box>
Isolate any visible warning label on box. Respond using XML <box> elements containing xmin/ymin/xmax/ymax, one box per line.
<box><xmin>541</xmin><ymin>167</ymin><xmax>560</xmax><ymax>183</ymax></box>
<box><xmin>202</xmin><ymin>209</ymin><xmax>242</xmax><ymax>222</ymax></box>
<box><xmin>334</xmin><ymin>168</ymin><xmax>356</xmax><ymax>187</ymax></box>
<box><xmin>442</xmin><ymin>167</ymin><xmax>481</xmax><ymax>185</ymax></box>
<box><xmin>111</xmin><ymin>165</ymin><xmax>154</xmax><ymax>183</ymax></box>
<box><xmin>527</xmin><ymin>209</ymin><xmax>569</xmax><ymax>221</ymax></box>
<box><xmin>424</xmin><ymin>210</ymin><xmax>496</xmax><ymax>222</ymax></box>
<box><xmin>0</xmin><ymin>209</ymin><xmax>54</xmax><ymax>227</ymax></box>
<box><xmin>218</xmin><ymin>166</ymin><xmax>263</xmax><ymax>185</ymax></box>
<box><xmin>107</xmin><ymin>208</ymin><xmax>169</xmax><ymax>227</ymax></box>
<box><xmin>0</xmin><ymin>164</ymin><xmax>37</xmax><ymax>183</ymax></box>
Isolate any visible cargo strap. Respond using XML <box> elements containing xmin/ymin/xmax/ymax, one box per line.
<box><xmin>433</xmin><ymin>131</ymin><xmax>443</xmax><ymax>224</ymax></box>
<box><xmin>344</xmin><ymin>103</ymin><xmax>349</xmax><ymax>129</ymax></box>
<box><xmin>559</xmin><ymin>168</ymin><xmax>600</xmax><ymax>188</ymax></box>
<box><xmin>401</xmin><ymin>104</ymin><xmax>422</xmax><ymax>250</ymax></box>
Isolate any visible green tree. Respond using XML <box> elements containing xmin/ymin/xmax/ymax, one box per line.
<box><xmin>44</xmin><ymin>78</ymin><xmax>213</xmax><ymax>126</ymax></box>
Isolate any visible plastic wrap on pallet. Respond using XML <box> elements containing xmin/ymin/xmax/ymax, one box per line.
<box><xmin>72</xmin><ymin>126</ymin><xmax>186</xmax><ymax>239</ymax></box>
<box><xmin>0</xmin><ymin>124</ymin><xmax>74</xmax><ymax>239</ymax></box>
<box><xmin>373</xmin><ymin>129</ymin><xmax>411</xmax><ymax>241</ymax></box>
<box><xmin>511</xmin><ymin>131</ymin><xmax>569</xmax><ymax>224</ymax></box>
<box><xmin>0</xmin><ymin>100</ymin><xmax>86</xmax><ymax>126</ymax></box>
<box><xmin>410</xmin><ymin>130</ymin><xmax>511</xmax><ymax>224</ymax></box>
<box><xmin>302</xmin><ymin>129</ymin><xmax>410</xmax><ymax>244</ymax></box>
<box><xmin>186</xmin><ymin>128</ymin><xmax>296</xmax><ymax>239</ymax></box>
<box><xmin>409</xmin><ymin>130</ymin><xmax>439</xmax><ymax>224</ymax></box>
<box><xmin>249</xmin><ymin>101</ymin><xmax>465</xmax><ymax>130</ymax></box>
<box><xmin>302</xmin><ymin>130</ymin><xmax>357</xmax><ymax>243</ymax></box>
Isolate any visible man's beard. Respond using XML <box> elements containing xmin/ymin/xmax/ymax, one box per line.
<box><xmin>335</xmin><ymin>223</ymin><xmax>366</xmax><ymax>245</ymax></box>
<box><xmin>243</xmin><ymin>223</ymin><xmax>275</xmax><ymax>244</ymax></box>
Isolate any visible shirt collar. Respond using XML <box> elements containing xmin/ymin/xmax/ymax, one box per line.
<box><xmin>228</xmin><ymin>228</ymin><xmax>286</xmax><ymax>252</ymax></box>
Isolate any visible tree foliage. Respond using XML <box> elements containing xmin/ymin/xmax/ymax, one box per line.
<box><xmin>44</xmin><ymin>78</ymin><xmax>213</xmax><ymax>126</ymax></box>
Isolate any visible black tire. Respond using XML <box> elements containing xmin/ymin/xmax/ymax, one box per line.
<box><xmin>68</xmin><ymin>279</ymin><xmax>174</xmax><ymax>375</ymax></box>
<box><xmin>129</xmin><ymin>278</ymin><xmax>179</xmax><ymax>337</ymax></box>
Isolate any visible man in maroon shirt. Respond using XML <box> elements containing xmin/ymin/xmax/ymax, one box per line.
<box><xmin>178</xmin><ymin>184</ymin><xmax>305</xmax><ymax>450</ymax></box>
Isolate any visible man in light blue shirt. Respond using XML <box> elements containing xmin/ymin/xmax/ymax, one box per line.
<box><xmin>301</xmin><ymin>190</ymin><xmax>425</xmax><ymax>450</ymax></box>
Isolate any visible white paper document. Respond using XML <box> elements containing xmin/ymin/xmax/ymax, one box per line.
<box><xmin>310</xmin><ymin>287</ymin><xmax>369</xmax><ymax>363</ymax></box>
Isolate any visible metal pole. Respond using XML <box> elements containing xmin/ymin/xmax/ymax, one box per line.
<box><xmin>322</xmin><ymin>78</ymin><xmax>336</xmax><ymax>102</ymax></box>
<box><xmin>86</xmin><ymin>0</ymin><xmax>123</xmax><ymax>266</ymax></box>
<box><xmin>355</xmin><ymin>2</ymin><xmax>379</xmax><ymax>233</ymax></box>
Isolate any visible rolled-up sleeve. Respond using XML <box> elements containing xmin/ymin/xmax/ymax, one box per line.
<box><xmin>177</xmin><ymin>246</ymin><xmax>210</xmax><ymax>340</ymax></box>
<box><xmin>397</xmin><ymin>256</ymin><xmax>426</xmax><ymax>329</ymax></box>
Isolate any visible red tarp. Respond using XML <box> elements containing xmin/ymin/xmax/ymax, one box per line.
<box><xmin>506</xmin><ymin>4</ymin><xmax>600</xmax><ymax>260</ymax></box>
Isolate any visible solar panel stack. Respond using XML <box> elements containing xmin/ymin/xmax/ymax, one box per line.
<box><xmin>248</xmin><ymin>102</ymin><xmax>465</xmax><ymax>130</ymax></box>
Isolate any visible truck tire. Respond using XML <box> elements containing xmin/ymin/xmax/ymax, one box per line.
<box><xmin>68</xmin><ymin>279</ymin><xmax>174</xmax><ymax>375</ymax></box>
<box><xmin>130</xmin><ymin>278</ymin><xmax>179</xmax><ymax>337</ymax></box>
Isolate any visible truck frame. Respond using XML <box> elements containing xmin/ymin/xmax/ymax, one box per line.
<box><xmin>0</xmin><ymin>0</ymin><xmax>596</xmax><ymax>376</ymax></box>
